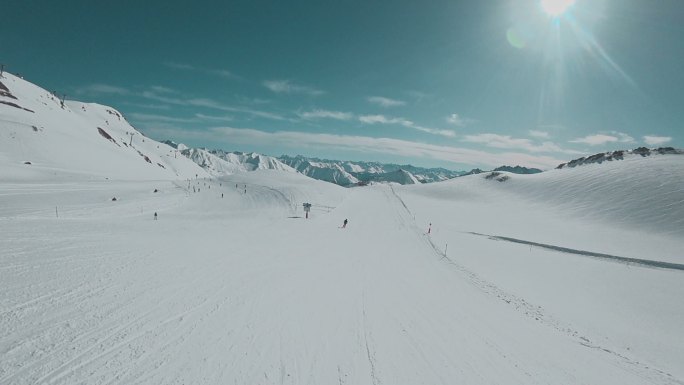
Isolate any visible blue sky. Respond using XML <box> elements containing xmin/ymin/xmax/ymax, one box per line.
<box><xmin>2</xmin><ymin>0</ymin><xmax>682</xmax><ymax>169</ymax></box>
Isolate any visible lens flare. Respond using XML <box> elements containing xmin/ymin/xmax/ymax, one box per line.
<box><xmin>506</xmin><ymin>28</ymin><xmax>527</xmax><ymax>49</ymax></box>
<box><xmin>541</xmin><ymin>0</ymin><xmax>576</xmax><ymax>17</ymax></box>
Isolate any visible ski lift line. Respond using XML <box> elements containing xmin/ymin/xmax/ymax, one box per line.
<box><xmin>388</xmin><ymin>185</ymin><xmax>413</xmax><ymax>217</ymax></box>
<box><xmin>466</xmin><ymin>232</ymin><xmax>684</xmax><ymax>272</ymax></box>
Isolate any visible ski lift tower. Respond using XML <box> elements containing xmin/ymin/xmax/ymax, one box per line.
<box><xmin>303</xmin><ymin>203</ymin><xmax>312</xmax><ymax>219</ymax></box>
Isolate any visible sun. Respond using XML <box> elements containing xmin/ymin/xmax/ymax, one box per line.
<box><xmin>540</xmin><ymin>0</ymin><xmax>576</xmax><ymax>17</ymax></box>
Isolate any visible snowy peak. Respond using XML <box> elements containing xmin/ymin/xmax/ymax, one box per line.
<box><xmin>238</xmin><ymin>152</ymin><xmax>295</xmax><ymax>172</ymax></box>
<box><xmin>373</xmin><ymin>169</ymin><xmax>421</xmax><ymax>185</ymax></box>
<box><xmin>179</xmin><ymin>148</ymin><xmax>296</xmax><ymax>176</ymax></box>
<box><xmin>0</xmin><ymin>73</ymin><xmax>207</xmax><ymax>181</ymax></box>
<box><xmin>276</xmin><ymin>155</ymin><xmax>360</xmax><ymax>185</ymax></box>
<box><xmin>556</xmin><ymin>147</ymin><xmax>684</xmax><ymax>169</ymax></box>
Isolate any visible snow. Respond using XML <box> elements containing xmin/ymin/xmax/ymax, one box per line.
<box><xmin>2</xmin><ymin>73</ymin><xmax>684</xmax><ymax>384</ymax></box>
<box><xmin>0</xmin><ymin>73</ymin><xmax>208</xmax><ymax>182</ymax></box>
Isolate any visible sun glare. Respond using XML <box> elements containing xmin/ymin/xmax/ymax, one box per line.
<box><xmin>541</xmin><ymin>0</ymin><xmax>576</xmax><ymax>17</ymax></box>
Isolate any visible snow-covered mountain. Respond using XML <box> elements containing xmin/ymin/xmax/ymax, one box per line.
<box><xmin>210</xmin><ymin>149</ymin><xmax>295</xmax><ymax>172</ymax></box>
<box><xmin>0</xmin><ymin>73</ymin><xmax>207</xmax><ymax>181</ymax></box>
<box><xmin>164</xmin><ymin>144</ymin><xmax>296</xmax><ymax>177</ymax></box>
<box><xmin>275</xmin><ymin>155</ymin><xmax>360</xmax><ymax>185</ymax></box>
<box><xmin>493</xmin><ymin>165</ymin><xmax>542</xmax><ymax>174</ymax></box>
<box><xmin>278</xmin><ymin>155</ymin><xmax>464</xmax><ymax>186</ymax></box>
<box><xmin>556</xmin><ymin>147</ymin><xmax>683</xmax><ymax>169</ymax></box>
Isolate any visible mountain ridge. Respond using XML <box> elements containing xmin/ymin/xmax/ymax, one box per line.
<box><xmin>556</xmin><ymin>147</ymin><xmax>684</xmax><ymax>169</ymax></box>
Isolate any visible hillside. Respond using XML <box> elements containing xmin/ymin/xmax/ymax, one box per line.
<box><xmin>556</xmin><ymin>147</ymin><xmax>683</xmax><ymax>169</ymax></box>
<box><xmin>0</xmin><ymin>73</ymin><xmax>207</xmax><ymax>181</ymax></box>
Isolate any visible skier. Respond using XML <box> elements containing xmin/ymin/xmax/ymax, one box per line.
<box><xmin>154</xmin><ymin>212</ymin><xmax>158</xmax><ymax>220</ymax></box>
<box><xmin>342</xmin><ymin>219</ymin><xmax>348</xmax><ymax>228</ymax></box>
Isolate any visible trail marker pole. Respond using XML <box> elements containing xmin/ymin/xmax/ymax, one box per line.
<box><xmin>55</xmin><ymin>206</ymin><xmax>58</xmax><ymax>218</ymax></box>
<box><xmin>445</xmin><ymin>243</ymin><xmax>448</xmax><ymax>258</ymax></box>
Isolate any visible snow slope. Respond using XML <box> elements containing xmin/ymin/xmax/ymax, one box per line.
<box><xmin>397</xmin><ymin>153</ymin><xmax>684</xmax><ymax>380</ymax></box>
<box><xmin>1</xmin><ymin>150</ymin><xmax>683</xmax><ymax>384</ymax></box>
<box><xmin>0</xmin><ymin>73</ymin><xmax>207</xmax><ymax>181</ymax></box>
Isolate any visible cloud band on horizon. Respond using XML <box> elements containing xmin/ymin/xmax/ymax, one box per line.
<box><xmin>143</xmin><ymin>125</ymin><xmax>566</xmax><ymax>170</ymax></box>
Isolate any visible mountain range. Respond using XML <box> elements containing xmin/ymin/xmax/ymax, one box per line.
<box><xmin>2</xmin><ymin>72</ymin><xmax>682</xmax><ymax>187</ymax></box>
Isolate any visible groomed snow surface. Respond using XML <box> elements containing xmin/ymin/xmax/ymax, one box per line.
<box><xmin>2</xmin><ymin>72</ymin><xmax>684</xmax><ymax>384</ymax></box>
<box><xmin>1</xmin><ymin>157</ymin><xmax>683</xmax><ymax>385</ymax></box>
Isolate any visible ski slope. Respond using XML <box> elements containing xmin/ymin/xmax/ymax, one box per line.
<box><xmin>2</xmin><ymin>156</ymin><xmax>683</xmax><ymax>384</ymax></box>
<box><xmin>0</xmin><ymin>73</ymin><xmax>207</xmax><ymax>182</ymax></box>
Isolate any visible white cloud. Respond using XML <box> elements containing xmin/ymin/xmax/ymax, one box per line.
<box><xmin>195</xmin><ymin>113</ymin><xmax>234</xmax><ymax>122</ymax></box>
<box><xmin>571</xmin><ymin>134</ymin><xmax>618</xmax><ymax>146</ymax></box>
<box><xmin>127</xmin><ymin>112</ymin><xmax>197</xmax><ymax>124</ymax></box>
<box><xmin>164</xmin><ymin>62</ymin><xmax>240</xmax><ymax>80</ymax></box>
<box><xmin>128</xmin><ymin>112</ymin><xmax>233</xmax><ymax>125</ymax></box>
<box><xmin>262</xmin><ymin>80</ymin><xmax>324</xmax><ymax>96</ymax></box>
<box><xmin>210</xmin><ymin>69</ymin><xmax>239</xmax><ymax>79</ymax></box>
<box><xmin>643</xmin><ymin>135</ymin><xmax>672</xmax><ymax>146</ymax></box>
<box><xmin>75</xmin><ymin>84</ymin><xmax>130</xmax><ymax>95</ymax></box>
<box><xmin>359</xmin><ymin>114</ymin><xmax>404</xmax><ymax>125</ymax></box>
<box><xmin>446</xmin><ymin>114</ymin><xmax>465</xmax><ymax>126</ymax></box>
<box><xmin>446</xmin><ymin>113</ymin><xmax>477</xmax><ymax>127</ymax></box>
<box><xmin>367</xmin><ymin>96</ymin><xmax>406</xmax><ymax>107</ymax></box>
<box><xmin>529</xmin><ymin>130</ymin><xmax>550</xmax><ymax>139</ymax></box>
<box><xmin>299</xmin><ymin>109</ymin><xmax>354</xmax><ymax>120</ymax></box>
<box><xmin>570</xmin><ymin>132</ymin><xmax>634</xmax><ymax>146</ymax></box>
<box><xmin>122</xmin><ymin>102</ymin><xmax>171</xmax><ymax>110</ymax></box>
<box><xmin>359</xmin><ymin>114</ymin><xmax>455</xmax><ymax>137</ymax></box>
<box><xmin>413</xmin><ymin>127</ymin><xmax>457</xmax><ymax>137</ymax></box>
<box><xmin>463</xmin><ymin>133</ymin><xmax>581</xmax><ymax>154</ymax></box>
<box><xmin>149</xmin><ymin>85</ymin><xmax>176</xmax><ymax>94</ymax></box>
<box><xmin>141</xmin><ymin>92</ymin><xmax>291</xmax><ymax>122</ymax></box>
<box><xmin>616</xmin><ymin>132</ymin><xmax>635</xmax><ymax>143</ymax></box>
<box><xmin>145</xmin><ymin>126</ymin><xmax>564</xmax><ymax>169</ymax></box>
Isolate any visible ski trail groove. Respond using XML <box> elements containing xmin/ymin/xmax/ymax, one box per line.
<box><xmin>467</xmin><ymin>232</ymin><xmax>684</xmax><ymax>271</ymax></box>
<box><xmin>361</xmin><ymin>291</ymin><xmax>379</xmax><ymax>385</ymax></box>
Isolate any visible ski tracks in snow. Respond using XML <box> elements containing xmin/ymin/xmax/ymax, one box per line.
<box><xmin>387</xmin><ymin>184</ymin><xmax>682</xmax><ymax>385</ymax></box>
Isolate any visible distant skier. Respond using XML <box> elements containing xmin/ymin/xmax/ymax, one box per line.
<box><xmin>154</xmin><ymin>212</ymin><xmax>158</xmax><ymax>220</ymax></box>
<box><xmin>342</xmin><ymin>219</ymin><xmax>348</xmax><ymax>228</ymax></box>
